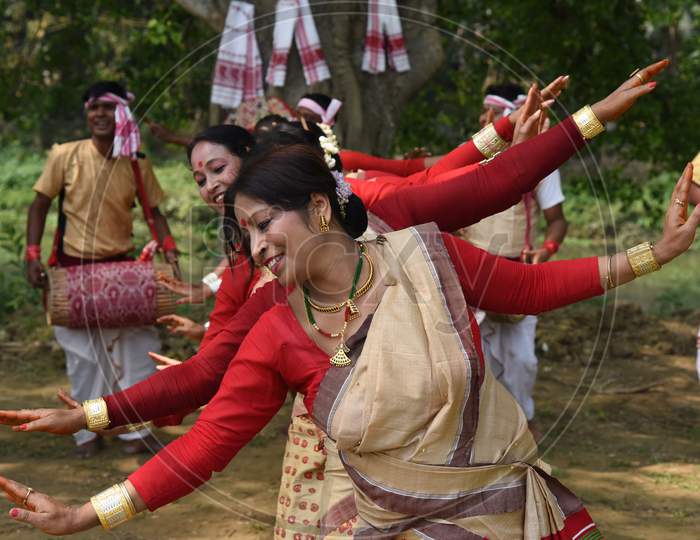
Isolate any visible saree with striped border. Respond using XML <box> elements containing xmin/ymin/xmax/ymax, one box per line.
<box><xmin>276</xmin><ymin>224</ymin><xmax>601</xmax><ymax>539</ymax></box>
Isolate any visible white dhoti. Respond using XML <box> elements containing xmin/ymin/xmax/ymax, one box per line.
<box><xmin>478</xmin><ymin>314</ymin><xmax>539</xmax><ymax>420</ymax></box>
<box><xmin>54</xmin><ymin>326</ymin><xmax>159</xmax><ymax>445</ymax></box>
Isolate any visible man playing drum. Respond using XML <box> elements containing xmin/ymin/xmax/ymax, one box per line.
<box><xmin>24</xmin><ymin>81</ymin><xmax>177</xmax><ymax>458</ymax></box>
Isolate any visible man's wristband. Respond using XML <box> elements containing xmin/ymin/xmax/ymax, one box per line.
<box><xmin>162</xmin><ymin>235</ymin><xmax>177</xmax><ymax>253</ymax></box>
<box><xmin>542</xmin><ymin>240</ymin><xmax>560</xmax><ymax>255</ymax></box>
<box><xmin>25</xmin><ymin>245</ymin><xmax>41</xmax><ymax>262</ymax></box>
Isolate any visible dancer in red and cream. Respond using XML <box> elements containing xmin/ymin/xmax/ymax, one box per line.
<box><xmin>1</xmin><ymin>62</ymin><xmax>675</xmax><ymax>539</ymax></box>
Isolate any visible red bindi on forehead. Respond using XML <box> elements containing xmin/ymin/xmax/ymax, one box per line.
<box><xmin>198</xmin><ymin>161</ymin><xmax>203</xmax><ymax>167</ymax></box>
<box><xmin>239</xmin><ymin>218</ymin><xmax>248</xmax><ymax>228</ymax></box>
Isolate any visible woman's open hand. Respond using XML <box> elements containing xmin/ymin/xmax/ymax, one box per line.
<box><xmin>156</xmin><ymin>273</ymin><xmax>213</xmax><ymax>305</ymax></box>
<box><xmin>509</xmin><ymin>75</ymin><xmax>567</xmax><ymax>126</ymax></box>
<box><xmin>0</xmin><ymin>404</ymin><xmax>85</xmax><ymax>435</ymax></box>
<box><xmin>157</xmin><ymin>314</ymin><xmax>206</xmax><ymax>342</ymax></box>
<box><xmin>652</xmin><ymin>164</ymin><xmax>700</xmax><ymax>265</ymax></box>
<box><xmin>55</xmin><ymin>390</ymin><xmax>128</xmax><ymax>436</ymax></box>
<box><xmin>0</xmin><ymin>476</ymin><xmax>97</xmax><ymax>535</ymax></box>
<box><xmin>512</xmin><ymin>84</ymin><xmax>548</xmax><ymax>146</ymax></box>
<box><xmin>591</xmin><ymin>59</ymin><xmax>668</xmax><ymax>124</ymax></box>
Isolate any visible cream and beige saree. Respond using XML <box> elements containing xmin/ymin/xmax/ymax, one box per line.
<box><xmin>275</xmin><ymin>224</ymin><xmax>601</xmax><ymax>540</ymax></box>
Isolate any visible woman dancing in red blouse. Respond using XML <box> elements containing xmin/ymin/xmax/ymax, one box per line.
<box><xmin>0</xmin><ymin>62</ymin><xmax>680</xmax><ymax>539</ymax></box>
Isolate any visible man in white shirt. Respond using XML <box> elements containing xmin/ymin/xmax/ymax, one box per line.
<box><xmin>460</xmin><ymin>83</ymin><xmax>569</xmax><ymax>440</ymax></box>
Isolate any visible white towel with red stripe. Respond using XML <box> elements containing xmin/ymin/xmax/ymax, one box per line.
<box><xmin>211</xmin><ymin>1</ymin><xmax>263</xmax><ymax>109</ymax></box>
<box><xmin>362</xmin><ymin>0</ymin><xmax>410</xmax><ymax>74</ymax></box>
<box><xmin>266</xmin><ymin>0</ymin><xmax>330</xmax><ymax>87</ymax></box>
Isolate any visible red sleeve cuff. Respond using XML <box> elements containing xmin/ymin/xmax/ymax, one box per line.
<box><xmin>494</xmin><ymin>115</ymin><xmax>515</xmax><ymax>142</ymax></box>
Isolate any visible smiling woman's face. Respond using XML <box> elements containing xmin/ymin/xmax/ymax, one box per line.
<box><xmin>234</xmin><ymin>193</ymin><xmax>330</xmax><ymax>288</ymax></box>
<box><xmin>190</xmin><ymin>141</ymin><xmax>242</xmax><ymax>214</ymax></box>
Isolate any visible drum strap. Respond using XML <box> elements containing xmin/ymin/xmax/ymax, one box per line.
<box><xmin>47</xmin><ymin>189</ymin><xmax>66</xmax><ymax>268</ymax></box>
<box><xmin>129</xmin><ymin>158</ymin><xmax>161</xmax><ymax>247</ymax></box>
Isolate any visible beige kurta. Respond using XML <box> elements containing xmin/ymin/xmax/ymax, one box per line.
<box><xmin>34</xmin><ymin>139</ymin><xmax>165</xmax><ymax>259</ymax></box>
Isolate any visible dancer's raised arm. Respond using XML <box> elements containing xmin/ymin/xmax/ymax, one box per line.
<box><xmin>0</xmin><ymin>60</ymin><xmax>670</xmax><ymax>437</ymax></box>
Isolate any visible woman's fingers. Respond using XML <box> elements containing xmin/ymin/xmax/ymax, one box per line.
<box><xmin>13</xmin><ymin>415</ymin><xmax>60</xmax><ymax>433</ymax></box>
<box><xmin>56</xmin><ymin>389</ymin><xmax>79</xmax><ymax>409</ymax></box>
<box><xmin>666</xmin><ymin>164</ymin><xmax>692</xmax><ymax>228</ymax></box>
<box><xmin>0</xmin><ymin>410</ymin><xmax>42</xmax><ymax>426</ymax></box>
<box><xmin>520</xmin><ymin>109</ymin><xmax>542</xmax><ymax>134</ymax></box>
<box><xmin>541</xmin><ymin>75</ymin><xmax>569</xmax><ymax>99</ymax></box>
<box><xmin>675</xmin><ymin>164</ymin><xmax>694</xmax><ymax>221</ymax></box>
<box><xmin>677</xmin><ymin>163</ymin><xmax>693</xmax><ymax>202</ymax></box>
<box><xmin>537</xmin><ymin>108</ymin><xmax>549</xmax><ymax>133</ymax></box>
<box><xmin>523</xmin><ymin>84</ymin><xmax>540</xmax><ymax>117</ymax></box>
<box><xmin>619</xmin><ymin>59</ymin><xmax>669</xmax><ymax>92</ymax></box>
<box><xmin>642</xmin><ymin>58</ymin><xmax>670</xmax><ymax>81</ymax></box>
<box><xmin>9</xmin><ymin>507</ymin><xmax>52</xmax><ymax>531</ymax></box>
<box><xmin>148</xmin><ymin>351</ymin><xmax>181</xmax><ymax>366</ymax></box>
<box><xmin>156</xmin><ymin>314</ymin><xmax>180</xmax><ymax>325</ymax></box>
<box><xmin>0</xmin><ymin>476</ymin><xmax>29</xmax><ymax>504</ymax></box>
<box><xmin>156</xmin><ymin>275</ymin><xmax>191</xmax><ymax>296</ymax></box>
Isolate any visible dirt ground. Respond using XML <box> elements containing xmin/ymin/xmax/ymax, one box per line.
<box><xmin>1</xmin><ymin>300</ymin><xmax>700</xmax><ymax>539</ymax></box>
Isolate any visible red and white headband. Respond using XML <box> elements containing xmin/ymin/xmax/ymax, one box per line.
<box><xmin>297</xmin><ymin>97</ymin><xmax>343</xmax><ymax>126</ymax></box>
<box><xmin>483</xmin><ymin>93</ymin><xmax>527</xmax><ymax>117</ymax></box>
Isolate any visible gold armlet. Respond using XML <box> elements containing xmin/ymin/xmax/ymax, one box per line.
<box><xmin>472</xmin><ymin>123</ymin><xmax>508</xmax><ymax>159</ymax></box>
<box><xmin>90</xmin><ymin>483</ymin><xmax>136</xmax><ymax>529</ymax></box>
<box><xmin>83</xmin><ymin>398</ymin><xmax>110</xmax><ymax>431</ymax></box>
<box><xmin>572</xmin><ymin>105</ymin><xmax>605</xmax><ymax>140</ymax></box>
<box><xmin>626</xmin><ymin>241</ymin><xmax>661</xmax><ymax>277</ymax></box>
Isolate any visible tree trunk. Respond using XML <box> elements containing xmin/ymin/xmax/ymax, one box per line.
<box><xmin>174</xmin><ymin>0</ymin><xmax>443</xmax><ymax>154</ymax></box>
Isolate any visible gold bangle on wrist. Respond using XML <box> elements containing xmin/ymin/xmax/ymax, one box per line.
<box><xmin>472</xmin><ymin>123</ymin><xmax>508</xmax><ymax>159</ymax></box>
<box><xmin>606</xmin><ymin>255</ymin><xmax>615</xmax><ymax>290</ymax></box>
<box><xmin>90</xmin><ymin>483</ymin><xmax>136</xmax><ymax>529</ymax></box>
<box><xmin>83</xmin><ymin>398</ymin><xmax>110</xmax><ymax>431</ymax></box>
<box><xmin>572</xmin><ymin>105</ymin><xmax>605</xmax><ymax>140</ymax></box>
<box><xmin>126</xmin><ymin>421</ymin><xmax>153</xmax><ymax>433</ymax></box>
<box><xmin>626</xmin><ymin>241</ymin><xmax>661</xmax><ymax>277</ymax></box>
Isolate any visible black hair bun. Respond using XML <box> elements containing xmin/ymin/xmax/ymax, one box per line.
<box><xmin>340</xmin><ymin>194</ymin><xmax>369</xmax><ymax>239</ymax></box>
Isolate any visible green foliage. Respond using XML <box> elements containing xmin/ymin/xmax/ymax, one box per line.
<box><xmin>563</xmin><ymin>168</ymin><xmax>681</xmax><ymax>239</ymax></box>
<box><xmin>0</xmin><ymin>145</ymin><xmax>46</xmax><ymax>317</ymax></box>
<box><xmin>1</xmin><ymin>1</ymin><xmax>215</xmax><ymax>148</ymax></box>
<box><xmin>396</xmin><ymin>1</ymin><xmax>700</xmax><ymax>169</ymax></box>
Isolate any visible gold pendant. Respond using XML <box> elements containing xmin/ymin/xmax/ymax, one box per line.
<box><xmin>330</xmin><ymin>342</ymin><xmax>352</xmax><ymax>367</ymax></box>
<box><xmin>346</xmin><ymin>299</ymin><xmax>360</xmax><ymax>321</ymax></box>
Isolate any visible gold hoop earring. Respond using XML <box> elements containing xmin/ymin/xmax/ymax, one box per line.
<box><xmin>319</xmin><ymin>215</ymin><xmax>329</xmax><ymax>233</ymax></box>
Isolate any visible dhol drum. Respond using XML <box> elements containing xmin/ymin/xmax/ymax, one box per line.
<box><xmin>46</xmin><ymin>261</ymin><xmax>176</xmax><ymax>328</ymax></box>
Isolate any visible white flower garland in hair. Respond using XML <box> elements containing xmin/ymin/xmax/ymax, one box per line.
<box><xmin>318</xmin><ymin>123</ymin><xmax>352</xmax><ymax>218</ymax></box>
<box><xmin>318</xmin><ymin>122</ymin><xmax>340</xmax><ymax>169</ymax></box>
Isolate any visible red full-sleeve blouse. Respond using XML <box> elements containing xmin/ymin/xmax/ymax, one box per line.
<box><xmin>105</xmin><ymin>116</ymin><xmax>585</xmax><ymax>427</ymax></box>
<box><xmin>128</xmin><ymin>232</ymin><xmax>603</xmax><ymax>510</ymax></box>
<box><xmin>339</xmin><ymin>115</ymin><xmax>514</xmax><ymax>177</ymax></box>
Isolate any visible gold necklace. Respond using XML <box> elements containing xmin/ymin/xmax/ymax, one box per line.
<box><xmin>303</xmin><ymin>243</ymin><xmax>375</xmax><ymax>366</ymax></box>
<box><xmin>306</xmin><ymin>244</ymin><xmax>374</xmax><ymax>321</ymax></box>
